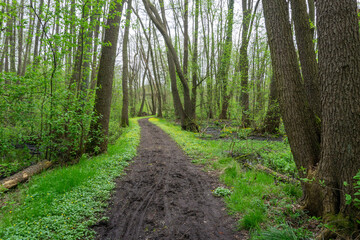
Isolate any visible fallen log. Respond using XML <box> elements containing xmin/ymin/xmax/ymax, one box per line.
<box><xmin>0</xmin><ymin>160</ymin><xmax>52</xmax><ymax>191</ymax></box>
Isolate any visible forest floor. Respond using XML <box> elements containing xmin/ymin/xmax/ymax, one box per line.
<box><xmin>198</xmin><ymin>120</ymin><xmax>284</xmax><ymax>142</ymax></box>
<box><xmin>93</xmin><ymin>118</ymin><xmax>243</xmax><ymax>240</ymax></box>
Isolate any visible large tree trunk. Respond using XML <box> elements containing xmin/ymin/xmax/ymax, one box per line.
<box><xmin>262</xmin><ymin>0</ymin><xmax>321</xmax><ymax>208</ymax></box>
<box><xmin>86</xmin><ymin>0</ymin><xmax>125</xmax><ymax>154</ymax></box>
<box><xmin>263</xmin><ymin>0</ymin><xmax>360</xmax><ymax>227</ymax></box>
<box><xmin>121</xmin><ymin>0</ymin><xmax>132</xmax><ymax>127</ymax></box>
<box><xmin>312</xmin><ymin>0</ymin><xmax>360</xmax><ymax>218</ymax></box>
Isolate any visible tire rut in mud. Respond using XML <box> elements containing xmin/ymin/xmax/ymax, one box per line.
<box><xmin>93</xmin><ymin>118</ymin><xmax>243</xmax><ymax>240</ymax></box>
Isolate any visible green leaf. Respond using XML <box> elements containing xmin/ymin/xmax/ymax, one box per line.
<box><xmin>345</xmin><ymin>194</ymin><xmax>352</xmax><ymax>205</ymax></box>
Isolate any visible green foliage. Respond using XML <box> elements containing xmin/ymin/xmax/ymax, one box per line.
<box><xmin>237</xmin><ymin>128</ymin><xmax>252</xmax><ymax>139</ymax></box>
<box><xmin>0</xmin><ymin>119</ymin><xmax>140</xmax><ymax>239</ymax></box>
<box><xmin>108</xmin><ymin>120</ymin><xmax>123</xmax><ymax>144</ymax></box>
<box><xmin>240</xmin><ymin>208</ymin><xmax>266</xmax><ymax>230</ymax></box>
<box><xmin>283</xmin><ymin>184</ymin><xmax>302</xmax><ymax>198</ymax></box>
<box><xmin>212</xmin><ymin>187</ymin><xmax>232</xmax><ymax>197</ymax></box>
<box><xmin>252</xmin><ymin>224</ymin><xmax>310</xmax><ymax>240</ymax></box>
<box><xmin>0</xmin><ymin>71</ymin><xmax>96</xmax><ymax>165</ymax></box>
<box><xmin>345</xmin><ymin>170</ymin><xmax>360</xmax><ymax>210</ymax></box>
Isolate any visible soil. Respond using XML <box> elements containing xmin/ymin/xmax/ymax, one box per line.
<box><xmin>93</xmin><ymin>118</ymin><xmax>243</xmax><ymax>240</ymax></box>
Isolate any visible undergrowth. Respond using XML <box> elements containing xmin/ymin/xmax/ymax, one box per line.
<box><xmin>149</xmin><ymin>118</ymin><xmax>314</xmax><ymax>239</ymax></box>
<box><xmin>0</xmin><ymin>119</ymin><xmax>140</xmax><ymax>240</ymax></box>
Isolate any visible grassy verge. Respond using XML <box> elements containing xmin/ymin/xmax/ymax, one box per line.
<box><xmin>0</xmin><ymin>119</ymin><xmax>140</xmax><ymax>240</ymax></box>
<box><xmin>149</xmin><ymin>118</ymin><xmax>314</xmax><ymax>239</ymax></box>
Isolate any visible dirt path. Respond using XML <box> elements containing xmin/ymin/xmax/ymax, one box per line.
<box><xmin>93</xmin><ymin>119</ymin><xmax>243</xmax><ymax>240</ymax></box>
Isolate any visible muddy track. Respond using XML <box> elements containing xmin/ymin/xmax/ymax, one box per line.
<box><xmin>93</xmin><ymin>119</ymin><xmax>243</xmax><ymax>240</ymax></box>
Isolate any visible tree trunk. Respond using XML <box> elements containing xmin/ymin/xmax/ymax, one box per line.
<box><xmin>262</xmin><ymin>0</ymin><xmax>321</xmax><ymax>207</ymax></box>
<box><xmin>151</xmin><ymin>27</ymin><xmax>162</xmax><ymax>118</ymax></box>
<box><xmin>239</xmin><ymin>0</ymin><xmax>251</xmax><ymax>125</ymax></box>
<box><xmin>218</xmin><ymin>0</ymin><xmax>234</xmax><ymax>119</ymax></box>
<box><xmin>86</xmin><ymin>0</ymin><xmax>125</xmax><ymax>154</ymax></box>
<box><xmin>290</xmin><ymin>0</ymin><xmax>321</xmax><ymax>119</ymax></box>
<box><xmin>121</xmin><ymin>0</ymin><xmax>132</xmax><ymax>127</ymax></box>
<box><xmin>190</xmin><ymin>0</ymin><xmax>200</xmax><ymax>120</ymax></box>
<box><xmin>17</xmin><ymin>0</ymin><xmax>24</xmax><ymax>75</ymax></box>
<box><xmin>148</xmin><ymin>72</ymin><xmax>157</xmax><ymax>115</ymax></box>
<box><xmin>311</xmin><ymin>0</ymin><xmax>360</xmax><ymax>218</ymax></box>
<box><xmin>183</xmin><ymin>0</ymin><xmax>189</xmax><ymax>80</ymax></box>
<box><xmin>20</xmin><ymin>9</ymin><xmax>34</xmax><ymax>76</ymax></box>
<box><xmin>33</xmin><ymin>0</ymin><xmax>44</xmax><ymax>64</ymax></box>
<box><xmin>262</xmin><ymin>74</ymin><xmax>280</xmax><ymax>134</ymax></box>
<box><xmin>8</xmin><ymin>0</ymin><xmax>16</xmax><ymax>73</ymax></box>
<box><xmin>137</xmin><ymin>69</ymin><xmax>147</xmax><ymax>116</ymax></box>
<box><xmin>144</xmin><ymin>0</ymin><xmax>197</xmax><ymax>131</ymax></box>
<box><xmin>307</xmin><ymin>0</ymin><xmax>315</xmax><ymax>37</ymax></box>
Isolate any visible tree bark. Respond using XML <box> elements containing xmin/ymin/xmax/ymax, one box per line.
<box><xmin>17</xmin><ymin>0</ymin><xmax>24</xmax><ymax>75</ymax></box>
<box><xmin>20</xmin><ymin>8</ymin><xmax>34</xmax><ymax>76</ymax></box>
<box><xmin>0</xmin><ymin>160</ymin><xmax>52</xmax><ymax>191</ymax></box>
<box><xmin>190</xmin><ymin>0</ymin><xmax>200</xmax><ymax>120</ymax></box>
<box><xmin>86</xmin><ymin>0</ymin><xmax>125</xmax><ymax>154</ymax></box>
<box><xmin>121</xmin><ymin>0</ymin><xmax>132</xmax><ymax>127</ymax></box>
<box><xmin>307</xmin><ymin>0</ymin><xmax>315</xmax><ymax>37</ymax></box>
<box><xmin>291</xmin><ymin>0</ymin><xmax>321</xmax><ymax>119</ymax></box>
<box><xmin>144</xmin><ymin>0</ymin><xmax>197</xmax><ymax>131</ymax></box>
<box><xmin>218</xmin><ymin>0</ymin><xmax>234</xmax><ymax>119</ymax></box>
<box><xmin>262</xmin><ymin>74</ymin><xmax>280</xmax><ymax>134</ymax></box>
<box><xmin>313</xmin><ymin>0</ymin><xmax>360</xmax><ymax>218</ymax></box>
<box><xmin>137</xmin><ymin>69</ymin><xmax>147</xmax><ymax>116</ymax></box>
<box><xmin>238</xmin><ymin>0</ymin><xmax>251</xmax><ymax>125</ymax></box>
<box><xmin>33</xmin><ymin>0</ymin><xmax>44</xmax><ymax>64</ymax></box>
<box><xmin>262</xmin><ymin>0</ymin><xmax>321</xmax><ymax>208</ymax></box>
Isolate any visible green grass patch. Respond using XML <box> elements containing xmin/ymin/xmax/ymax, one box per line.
<box><xmin>0</xmin><ymin>119</ymin><xmax>140</xmax><ymax>240</ymax></box>
<box><xmin>149</xmin><ymin>118</ymin><xmax>312</xmax><ymax>239</ymax></box>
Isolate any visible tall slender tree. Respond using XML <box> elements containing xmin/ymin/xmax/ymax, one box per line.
<box><xmin>121</xmin><ymin>0</ymin><xmax>133</xmax><ymax>127</ymax></box>
<box><xmin>86</xmin><ymin>0</ymin><xmax>125</xmax><ymax>154</ymax></box>
<box><xmin>218</xmin><ymin>0</ymin><xmax>234</xmax><ymax>119</ymax></box>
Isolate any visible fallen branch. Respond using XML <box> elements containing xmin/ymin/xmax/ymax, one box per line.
<box><xmin>0</xmin><ymin>160</ymin><xmax>53</xmax><ymax>191</ymax></box>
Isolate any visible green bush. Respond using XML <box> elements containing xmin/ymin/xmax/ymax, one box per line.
<box><xmin>0</xmin><ymin>72</ymin><xmax>96</xmax><ymax>164</ymax></box>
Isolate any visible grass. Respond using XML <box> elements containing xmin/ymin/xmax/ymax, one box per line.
<box><xmin>149</xmin><ymin>117</ymin><xmax>313</xmax><ymax>239</ymax></box>
<box><xmin>0</xmin><ymin>118</ymin><xmax>141</xmax><ymax>240</ymax></box>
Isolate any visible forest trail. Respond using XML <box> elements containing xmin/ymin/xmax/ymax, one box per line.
<box><xmin>93</xmin><ymin>118</ymin><xmax>243</xmax><ymax>240</ymax></box>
